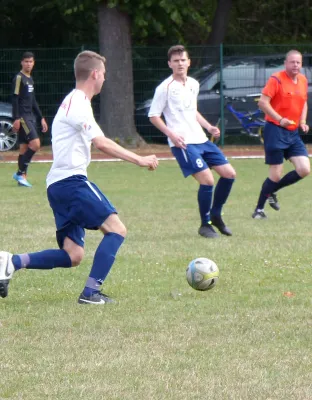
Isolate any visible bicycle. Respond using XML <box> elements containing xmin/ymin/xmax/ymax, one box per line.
<box><xmin>214</xmin><ymin>95</ymin><xmax>265</xmax><ymax>144</ymax></box>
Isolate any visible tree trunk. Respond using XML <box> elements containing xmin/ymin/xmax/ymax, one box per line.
<box><xmin>207</xmin><ymin>0</ymin><xmax>233</xmax><ymax>45</ymax></box>
<box><xmin>98</xmin><ymin>2</ymin><xmax>144</xmax><ymax>146</ymax></box>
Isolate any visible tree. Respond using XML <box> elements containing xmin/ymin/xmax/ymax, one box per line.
<box><xmin>1</xmin><ymin>0</ymin><xmax>234</xmax><ymax>144</ymax></box>
<box><xmin>97</xmin><ymin>3</ymin><xmax>139</xmax><ymax>145</ymax></box>
<box><xmin>52</xmin><ymin>0</ymin><xmax>215</xmax><ymax>144</ymax></box>
<box><xmin>207</xmin><ymin>0</ymin><xmax>233</xmax><ymax>45</ymax></box>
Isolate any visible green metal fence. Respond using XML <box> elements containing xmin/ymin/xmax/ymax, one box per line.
<box><xmin>1</xmin><ymin>44</ymin><xmax>312</xmax><ymax>146</ymax></box>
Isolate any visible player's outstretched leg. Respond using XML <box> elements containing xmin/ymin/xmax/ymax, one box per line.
<box><xmin>0</xmin><ymin>252</ymin><xmax>14</xmax><ymax>298</ymax></box>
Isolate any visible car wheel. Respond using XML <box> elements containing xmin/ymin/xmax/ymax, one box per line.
<box><xmin>0</xmin><ymin>118</ymin><xmax>18</xmax><ymax>151</ymax></box>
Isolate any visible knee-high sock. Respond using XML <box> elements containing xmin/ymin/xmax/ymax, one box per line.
<box><xmin>17</xmin><ymin>154</ymin><xmax>24</xmax><ymax>175</ymax></box>
<box><xmin>275</xmin><ymin>170</ymin><xmax>302</xmax><ymax>192</ymax></box>
<box><xmin>83</xmin><ymin>232</ymin><xmax>124</xmax><ymax>296</ymax></box>
<box><xmin>198</xmin><ymin>185</ymin><xmax>213</xmax><ymax>225</ymax></box>
<box><xmin>12</xmin><ymin>249</ymin><xmax>72</xmax><ymax>270</ymax></box>
<box><xmin>211</xmin><ymin>177</ymin><xmax>235</xmax><ymax>216</ymax></box>
<box><xmin>255</xmin><ymin>178</ymin><xmax>279</xmax><ymax>210</ymax></box>
<box><xmin>21</xmin><ymin>148</ymin><xmax>36</xmax><ymax>175</ymax></box>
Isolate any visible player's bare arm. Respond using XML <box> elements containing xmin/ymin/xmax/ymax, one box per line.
<box><xmin>12</xmin><ymin>119</ymin><xmax>21</xmax><ymax>132</ymax></box>
<box><xmin>92</xmin><ymin>135</ymin><xmax>158</xmax><ymax>170</ymax></box>
<box><xmin>258</xmin><ymin>94</ymin><xmax>294</xmax><ymax>127</ymax></box>
<box><xmin>41</xmin><ymin>118</ymin><xmax>48</xmax><ymax>133</ymax></box>
<box><xmin>149</xmin><ymin>116</ymin><xmax>186</xmax><ymax>149</ymax></box>
<box><xmin>196</xmin><ymin>111</ymin><xmax>220</xmax><ymax>138</ymax></box>
<box><xmin>299</xmin><ymin>102</ymin><xmax>309</xmax><ymax>133</ymax></box>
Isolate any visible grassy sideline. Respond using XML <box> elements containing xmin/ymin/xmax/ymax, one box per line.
<box><xmin>1</xmin><ymin>159</ymin><xmax>312</xmax><ymax>400</ymax></box>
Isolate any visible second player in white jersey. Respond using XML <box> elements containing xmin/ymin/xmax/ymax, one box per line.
<box><xmin>148</xmin><ymin>76</ymin><xmax>207</xmax><ymax>146</ymax></box>
<box><xmin>148</xmin><ymin>45</ymin><xmax>236</xmax><ymax>239</ymax></box>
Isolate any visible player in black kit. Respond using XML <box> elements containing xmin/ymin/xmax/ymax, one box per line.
<box><xmin>12</xmin><ymin>51</ymin><xmax>48</xmax><ymax>187</ymax></box>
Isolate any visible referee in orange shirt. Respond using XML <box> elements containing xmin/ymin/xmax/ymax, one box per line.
<box><xmin>252</xmin><ymin>50</ymin><xmax>310</xmax><ymax>219</ymax></box>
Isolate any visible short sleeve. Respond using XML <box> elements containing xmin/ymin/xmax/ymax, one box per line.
<box><xmin>67</xmin><ymin>95</ymin><xmax>104</xmax><ymax>140</ymax></box>
<box><xmin>79</xmin><ymin>117</ymin><xmax>104</xmax><ymax>140</ymax></box>
<box><xmin>262</xmin><ymin>76</ymin><xmax>280</xmax><ymax>99</ymax></box>
<box><xmin>148</xmin><ymin>85</ymin><xmax>167</xmax><ymax>117</ymax></box>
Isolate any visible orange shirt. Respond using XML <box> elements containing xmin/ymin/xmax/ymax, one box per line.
<box><xmin>262</xmin><ymin>70</ymin><xmax>307</xmax><ymax>131</ymax></box>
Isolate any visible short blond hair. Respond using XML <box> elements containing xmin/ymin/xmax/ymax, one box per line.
<box><xmin>285</xmin><ymin>49</ymin><xmax>302</xmax><ymax>60</ymax></box>
<box><xmin>74</xmin><ymin>50</ymin><xmax>106</xmax><ymax>81</ymax></box>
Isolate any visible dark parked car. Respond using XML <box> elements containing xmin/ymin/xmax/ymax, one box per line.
<box><xmin>0</xmin><ymin>101</ymin><xmax>17</xmax><ymax>151</ymax></box>
<box><xmin>135</xmin><ymin>54</ymin><xmax>312</xmax><ymax>143</ymax></box>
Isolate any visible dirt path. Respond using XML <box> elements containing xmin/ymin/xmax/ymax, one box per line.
<box><xmin>0</xmin><ymin>144</ymin><xmax>268</xmax><ymax>162</ymax></box>
<box><xmin>1</xmin><ymin>144</ymin><xmax>312</xmax><ymax>162</ymax></box>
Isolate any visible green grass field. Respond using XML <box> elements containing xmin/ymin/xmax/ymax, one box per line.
<box><xmin>1</xmin><ymin>159</ymin><xmax>312</xmax><ymax>400</ymax></box>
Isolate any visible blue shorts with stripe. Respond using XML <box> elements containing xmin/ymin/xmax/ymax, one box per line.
<box><xmin>171</xmin><ymin>141</ymin><xmax>228</xmax><ymax>177</ymax></box>
<box><xmin>47</xmin><ymin>175</ymin><xmax>116</xmax><ymax>249</ymax></box>
<box><xmin>263</xmin><ymin>122</ymin><xmax>308</xmax><ymax>165</ymax></box>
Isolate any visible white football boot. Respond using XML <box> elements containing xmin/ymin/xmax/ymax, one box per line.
<box><xmin>0</xmin><ymin>251</ymin><xmax>14</xmax><ymax>298</ymax></box>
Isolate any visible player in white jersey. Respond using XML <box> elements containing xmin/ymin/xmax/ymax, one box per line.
<box><xmin>0</xmin><ymin>50</ymin><xmax>158</xmax><ymax>304</ymax></box>
<box><xmin>149</xmin><ymin>45</ymin><xmax>236</xmax><ymax>238</ymax></box>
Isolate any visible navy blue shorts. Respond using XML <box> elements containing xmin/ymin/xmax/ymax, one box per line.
<box><xmin>47</xmin><ymin>175</ymin><xmax>117</xmax><ymax>249</ymax></box>
<box><xmin>263</xmin><ymin>122</ymin><xmax>308</xmax><ymax>165</ymax></box>
<box><xmin>19</xmin><ymin>116</ymin><xmax>39</xmax><ymax>144</ymax></box>
<box><xmin>171</xmin><ymin>142</ymin><xmax>228</xmax><ymax>177</ymax></box>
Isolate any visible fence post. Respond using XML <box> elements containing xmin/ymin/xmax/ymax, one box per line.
<box><xmin>219</xmin><ymin>43</ymin><xmax>225</xmax><ymax>147</ymax></box>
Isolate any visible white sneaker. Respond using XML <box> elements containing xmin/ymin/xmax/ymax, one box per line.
<box><xmin>0</xmin><ymin>251</ymin><xmax>14</xmax><ymax>298</ymax></box>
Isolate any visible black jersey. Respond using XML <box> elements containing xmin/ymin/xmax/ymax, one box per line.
<box><xmin>12</xmin><ymin>72</ymin><xmax>42</xmax><ymax>120</ymax></box>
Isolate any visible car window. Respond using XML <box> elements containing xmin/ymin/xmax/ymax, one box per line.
<box><xmin>264</xmin><ymin>58</ymin><xmax>284</xmax><ymax>80</ymax></box>
<box><xmin>200</xmin><ymin>61</ymin><xmax>258</xmax><ymax>91</ymax></box>
<box><xmin>303</xmin><ymin>67</ymin><xmax>312</xmax><ymax>82</ymax></box>
<box><xmin>223</xmin><ymin>62</ymin><xmax>258</xmax><ymax>89</ymax></box>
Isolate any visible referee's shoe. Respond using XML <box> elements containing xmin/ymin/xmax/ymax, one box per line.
<box><xmin>268</xmin><ymin>193</ymin><xmax>280</xmax><ymax>211</ymax></box>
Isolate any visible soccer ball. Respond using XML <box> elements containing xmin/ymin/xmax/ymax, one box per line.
<box><xmin>186</xmin><ymin>258</ymin><xmax>219</xmax><ymax>291</ymax></box>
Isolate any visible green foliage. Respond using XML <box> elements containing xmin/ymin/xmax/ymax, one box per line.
<box><xmin>29</xmin><ymin>0</ymin><xmax>213</xmax><ymax>46</ymax></box>
<box><xmin>3</xmin><ymin>0</ymin><xmax>312</xmax><ymax>47</ymax></box>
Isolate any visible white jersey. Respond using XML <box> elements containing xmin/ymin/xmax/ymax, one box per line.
<box><xmin>46</xmin><ymin>89</ymin><xmax>104</xmax><ymax>187</ymax></box>
<box><xmin>148</xmin><ymin>76</ymin><xmax>208</xmax><ymax>147</ymax></box>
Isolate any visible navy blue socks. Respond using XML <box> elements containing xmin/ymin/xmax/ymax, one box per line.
<box><xmin>256</xmin><ymin>171</ymin><xmax>303</xmax><ymax>210</ymax></box>
<box><xmin>275</xmin><ymin>170</ymin><xmax>302</xmax><ymax>192</ymax></box>
<box><xmin>12</xmin><ymin>249</ymin><xmax>72</xmax><ymax>270</ymax></box>
<box><xmin>256</xmin><ymin>178</ymin><xmax>279</xmax><ymax>210</ymax></box>
<box><xmin>211</xmin><ymin>177</ymin><xmax>235</xmax><ymax>216</ymax></box>
<box><xmin>198</xmin><ymin>184</ymin><xmax>213</xmax><ymax>225</ymax></box>
<box><xmin>83</xmin><ymin>232</ymin><xmax>124</xmax><ymax>296</ymax></box>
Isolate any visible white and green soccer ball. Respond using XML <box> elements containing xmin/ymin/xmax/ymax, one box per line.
<box><xmin>186</xmin><ymin>258</ymin><xmax>219</xmax><ymax>291</ymax></box>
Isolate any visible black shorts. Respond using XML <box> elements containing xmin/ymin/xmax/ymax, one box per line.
<box><xmin>19</xmin><ymin>116</ymin><xmax>39</xmax><ymax>144</ymax></box>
